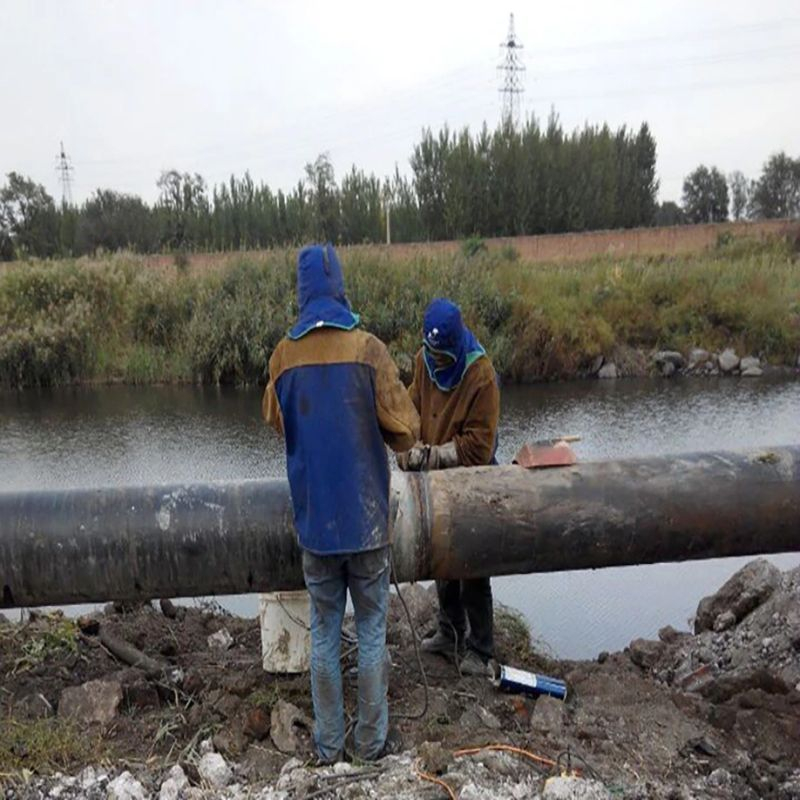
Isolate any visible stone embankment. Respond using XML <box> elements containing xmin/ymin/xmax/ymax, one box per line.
<box><xmin>2</xmin><ymin>560</ymin><xmax>799</xmax><ymax>799</ymax></box>
<box><xmin>595</xmin><ymin>347</ymin><xmax>800</xmax><ymax>380</ymax></box>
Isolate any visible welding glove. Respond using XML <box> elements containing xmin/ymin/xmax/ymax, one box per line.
<box><xmin>426</xmin><ymin>441</ymin><xmax>460</xmax><ymax>470</ymax></box>
<box><xmin>398</xmin><ymin>441</ymin><xmax>461</xmax><ymax>471</ymax></box>
<box><xmin>397</xmin><ymin>444</ymin><xmax>427</xmax><ymax>471</ymax></box>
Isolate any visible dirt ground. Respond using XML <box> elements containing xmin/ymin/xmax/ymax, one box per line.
<box><xmin>1</xmin><ymin>560</ymin><xmax>799</xmax><ymax>799</ymax></box>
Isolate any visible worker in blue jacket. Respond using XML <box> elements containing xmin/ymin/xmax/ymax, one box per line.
<box><xmin>263</xmin><ymin>244</ymin><xmax>420</xmax><ymax>763</ymax></box>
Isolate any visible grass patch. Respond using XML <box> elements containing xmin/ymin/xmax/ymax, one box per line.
<box><xmin>1</xmin><ymin>236</ymin><xmax>798</xmax><ymax>388</ymax></box>
<box><xmin>247</xmin><ymin>685</ymin><xmax>282</xmax><ymax>710</ymax></box>
<box><xmin>1</xmin><ymin>614</ymin><xmax>78</xmax><ymax>675</ymax></box>
<box><xmin>494</xmin><ymin>604</ymin><xmax>557</xmax><ymax>669</ymax></box>
<box><xmin>494</xmin><ymin>606</ymin><xmax>533</xmax><ymax>663</ymax></box>
<box><xmin>0</xmin><ymin>718</ymin><xmax>109</xmax><ymax>776</ymax></box>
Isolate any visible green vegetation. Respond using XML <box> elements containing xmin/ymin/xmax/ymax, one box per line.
<box><xmin>0</xmin><ymin>718</ymin><xmax>108</xmax><ymax>775</ymax></box>
<box><xmin>1</xmin><ymin>116</ymin><xmax>659</xmax><ymax>259</ymax></box>
<box><xmin>1</xmin><ymin>237</ymin><xmax>798</xmax><ymax>390</ymax></box>
<box><xmin>7</xmin><ymin>616</ymin><xmax>78</xmax><ymax>675</ymax></box>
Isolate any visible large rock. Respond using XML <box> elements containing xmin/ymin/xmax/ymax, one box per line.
<box><xmin>417</xmin><ymin>740</ymin><xmax>453</xmax><ymax>775</ymax></box>
<box><xmin>654</xmin><ymin>351</ymin><xmax>685</xmax><ymax>368</ymax></box>
<box><xmin>387</xmin><ymin>583</ymin><xmax>437</xmax><ymax>645</ymax></box>
<box><xmin>459</xmin><ymin>704</ymin><xmax>502</xmax><ymax>730</ymax></box>
<box><xmin>107</xmin><ymin>771</ymin><xmax>148</xmax><ymax>800</ymax></box>
<box><xmin>742</xmin><ymin>366</ymin><xmax>763</xmax><ymax>377</ymax></box>
<box><xmin>739</xmin><ymin>356</ymin><xmax>760</xmax><ymax>372</ymax></box>
<box><xmin>598</xmin><ymin>363</ymin><xmax>617</xmax><ymax>380</ymax></box>
<box><xmin>530</xmin><ymin>695</ymin><xmax>565</xmax><ymax>735</ymax></box>
<box><xmin>628</xmin><ymin>638</ymin><xmax>665</xmax><ymax>669</ymax></box>
<box><xmin>695</xmin><ymin>558</ymin><xmax>782</xmax><ymax>633</ymax></box>
<box><xmin>243</xmin><ymin>706</ymin><xmax>270</xmax><ymax>741</ymax></box>
<box><xmin>718</xmin><ymin>348</ymin><xmax>740</xmax><ymax>373</ymax></box>
<box><xmin>111</xmin><ymin>668</ymin><xmax>160</xmax><ymax>711</ymax></box>
<box><xmin>207</xmin><ymin>628</ymin><xmax>234</xmax><ymax>650</ymax></box>
<box><xmin>159</xmin><ymin>765</ymin><xmax>188</xmax><ymax>800</ymax></box>
<box><xmin>699</xmin><ymin>666</ymin><xmax>790</xmax><ymax>703</ymax></box>
<box><xmin>688</xmin><ymin>348</ymin><xmax>711</xmax><ymax>369</ymax></box>
<box><xmin>270</xmin><ymin>700</ymin><xmax>311</xmax><ymax>754</ymax></box>
<box><xmin>58</xmin><ymin>679</ymin><xmax>122</xmax><ymax>725</ymax></box>
<box><xmin>197</xmin><ymin>752</ymin><xmax>232</xmax><ymax>789</ymax></box>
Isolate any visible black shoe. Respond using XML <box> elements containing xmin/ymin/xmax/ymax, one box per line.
<box><xmin>421</xmin><ymin>630</ymin><xmax>462</xmax><ymax>660</ymax></box>
<box><xmin>312</xmin><ymin>749</ymin><xmax>347</xmax><ymax>767</ymax></box>
<box><xmin>377</xmin><ymin>726</ymin><xmax>404</xmax><ymax>759</ymax></box>
<box><xmin>459</xmin><ymin>650</ymin><xmax>491</xmax><ymax>677</ymax></box>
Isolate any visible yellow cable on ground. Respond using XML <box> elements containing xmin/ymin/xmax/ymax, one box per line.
<box><xmin>415</xmin><ymin>769</ymin><xmax>457</xmax><ymax>799</ymax></box>
<box><xmin>454</xmin><ymin>743</ymin><xmax>559</xmax><ymax>770</ymax></box>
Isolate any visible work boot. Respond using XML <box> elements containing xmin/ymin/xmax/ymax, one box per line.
<box><xmin>459</xmin><ymin>650</ymin><xmax>490</xmax><ymax>677</ymax></box>
<box><xmin>421</xmin><ymin>630</ymin><xmax>461</xmax><ymax>660</ymax></box>
<box><xmin>377</xmin><ymin>726</ymin><xmax>404</xmax><ymax>759</ymax></box>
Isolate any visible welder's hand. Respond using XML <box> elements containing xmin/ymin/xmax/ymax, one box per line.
<box><xmin>426</xmin><ymin>441</ymin><xmax>460</xmax><ymax>470</ymax></box>
<box><xmin>398</xmin><ymin>444</ymin><xmax>428</xmax><ymax>471</ymax></box>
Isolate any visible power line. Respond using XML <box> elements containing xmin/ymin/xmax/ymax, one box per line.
<box><xmin>498</xmin><ymin>13</ymin><xmax>525</xmax><ymax>127</ymax></box>
<box><xmin>527</xmin><ymin>68</ymin><xmax>800</xmax><ymax>107</ymax></box>
<box><xmin>55</xmin><ymin>141</ymin><xmax>74</xmax><ymax>206</ymax></box>
<box><xmin>533</xmin><ymin>16</ymin><xmax>800</xmax><ymax>58</ymax></box>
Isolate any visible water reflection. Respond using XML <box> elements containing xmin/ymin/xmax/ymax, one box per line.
<box><xmin>2</xmin><ymin>377</ymin><xmax>799</xmax><ymax>657</ymax></box>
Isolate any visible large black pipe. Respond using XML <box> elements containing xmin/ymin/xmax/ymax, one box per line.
<box><xmin>1</xmin><ymin>446</ymin><xmax>798</xmax><ymax>608</ymax></box>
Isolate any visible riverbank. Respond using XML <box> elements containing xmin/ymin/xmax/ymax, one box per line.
<box><xmin>1</xmin><ymin>559</ymin><xmax>799</xmax><ymax>799</ymax></box>
<box><xmin>1</xmin><ymin>236</ymin><xmax>799</xmax><ymax>389</ymax></box>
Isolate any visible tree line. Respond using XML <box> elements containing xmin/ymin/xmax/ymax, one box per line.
<box><xmin>0</xmin><ymin>114</ymin><xmax>658</xmax><ymax>260</ymax></box>
<box><xmin>654</xmin><ymin>152</ymin><xmax>800</xmax><ymax>227</ymax></box>
<box><xmin>2</xmin><ymin>112</ymin><xmax>797</xmax><ymax>262</ymax></box>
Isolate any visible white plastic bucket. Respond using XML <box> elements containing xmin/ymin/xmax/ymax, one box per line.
<box><xmin>258</xmin><ymin>590</ymin><xmax>311</xmax><ymax>673</ymax></box>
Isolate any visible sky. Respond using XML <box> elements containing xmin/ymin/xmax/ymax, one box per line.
<box><xmin>0</xmin><ymin>0</ymin><xmax>798</xmax><ymax>207</ymax></box>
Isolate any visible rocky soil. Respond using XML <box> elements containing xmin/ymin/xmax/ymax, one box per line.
<box><xmin>594</xmin><ymin>346</ymin><xmax>800</xmax><ymax>380</ymax></box>
<box><xmin>1</xmin><ymin>559</ymin><xmax>798</xmax><ymax>799</ymax></box>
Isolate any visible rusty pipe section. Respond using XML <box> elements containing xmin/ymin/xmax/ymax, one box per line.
<box><xmin>1</xmin><ymin>446</ymin><xmax>799</xmax><ymax>608</ymax></box>
<box><xmin>422</xmin><ymin>446</ymin><xmax>800</xmax><ymax>579</ymax></box>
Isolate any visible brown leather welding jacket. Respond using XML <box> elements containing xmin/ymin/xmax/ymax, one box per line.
<box><xmin>408</xmin><ymin>348</ymin><xmax>500</xmax><ymax>467</ymax></box>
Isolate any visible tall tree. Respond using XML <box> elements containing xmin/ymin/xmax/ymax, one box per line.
<box><xmin>682</xmin><ymin>165</ymin><xmax>729</xmax><ymax>223</ymax></box>
<box><xmin>340</xmin><ymin>167</ymin><xmax>382</xmax><ymax>244</ymax></box>
<box><xmin>0</xmin><ymin>172</ymin><xmax>59</xmax><ymax>258</ymax></box>
<box><xmin>305</xmin><ymin>153</ymin><xmax>339</xmax><ymax>242</ymax></box>
<box><xmin>728</xmin><ymin>171</ymin><xmax>750</xmax><ymax>221</ymax></box>
<box><xmin>75</xmin><ymin>189</ymin><xmax>156</xmax><ymax>254</ymax></box>
<box><xmin>653</xmin><ymin>201</ymin><xmax>685</xmax><ymax>227</ymax></box>
<box><xmin>156</xmin><ymin>170</ymin><xmax>207</xmax><ymax>249</ymax></box>
<box><xmin>749</xmin><ymin>152</ymin><xmax>800</xmax><ymax>220</ymax></box>
<box><xmin>410</xmin><ymin>127</ymin><xmax>449</xmax><ymax>240</ymax></box>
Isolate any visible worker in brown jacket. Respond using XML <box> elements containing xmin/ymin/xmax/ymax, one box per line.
<box><xmin>398</xmin><ymin>297</ymin><xmax>500</xmax><ymax>675</ymax></box>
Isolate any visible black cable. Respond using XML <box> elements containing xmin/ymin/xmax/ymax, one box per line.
<box><xmin>388</xmin><ymin>546</ymin><xmax>430</xmax><ymax>721</ymax></box>
<box><xmin>554</xmin><ymin>747</ymin><xmax>601</xmax><ymax>781</ymax></box>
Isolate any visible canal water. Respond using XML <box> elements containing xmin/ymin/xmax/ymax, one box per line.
<box><xmin>1</xmin><ymin>376</ymin><xmax>799</xmax><ymax>659</ymax></box>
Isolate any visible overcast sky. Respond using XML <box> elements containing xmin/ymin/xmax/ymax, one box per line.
<box><xmin>1</xmin><ymin>0</ymin><xmax>798</xmax><ymax>207</ymax></box>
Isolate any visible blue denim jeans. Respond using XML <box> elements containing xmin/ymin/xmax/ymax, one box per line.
<box><xmin>302</xmin><ymin>546</ymin><xmax>390</xmax><ymax>762</ymax></box>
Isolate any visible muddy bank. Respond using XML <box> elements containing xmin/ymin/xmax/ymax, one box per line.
<box><xmin>1</xmin><ymin>559</ymin><xmax>799</xmax><ymax>799</ymax></box>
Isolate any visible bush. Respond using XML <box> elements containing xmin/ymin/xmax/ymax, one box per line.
<box><xmin>0</xmin><ymin>299</ymin><xmax>95</xmax><ymax>387</ymax></box>
<box><xmin>461</xmin><ymin>235</ymin><xmax>487</xmax><ymax>258</ymax></box>
<box><xmin>1</xmin><ymin>239</ymin><xmax>798</xmax><ymax>388</ymax></box>
<box><xmin>187</xmin><ymin>259</ymin><xmax>294</xmax><ymax>384</ymax></box>
<box><xmin>130</xmin><ymin>276</ymin><xmax>193</xmax><ymax>346</ymax></box>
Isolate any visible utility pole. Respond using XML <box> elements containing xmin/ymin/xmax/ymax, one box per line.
<box><xmin>55</xmin><ymin>141</ymin><xmax>74</xmax><ymax>206</ymax></box>
<box><xmin>498</xmin><ymin>13</ymin><xmax>525</xmax><ymax>128</ymax></box>
<box><xmin>383</xmin><ymin>180</ymin><xmax>392</xmax><ymax>245</ymax></box>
